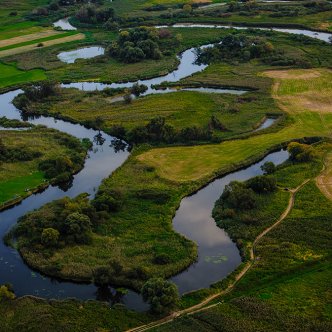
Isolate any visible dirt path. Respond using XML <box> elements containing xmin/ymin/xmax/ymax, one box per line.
<box><xmin>316</xmin><ymin>152</ymin><xmax>332</xmax><ymax>200</ymax></box>
<box><xmin>126</xmin><ymin>180</ymin><xmax>309</xmax><ymax>332</ymax></box>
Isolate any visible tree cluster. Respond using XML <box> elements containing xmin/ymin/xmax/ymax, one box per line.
<box><xmin>14</xmin><ymin>195</ymin><xmax>100</xmax><ymax>249</ymax></box>
<box><xmin>221</xmin><ymin>175</ymin><xmax>277</xmax><ymax>210</ymax></box>
<box><xmin>0</xmin><ymin>138</ymin><xmax>42</xmax><ymax>163</ymax></box>
<box><xmin>109</xmin><ymin>27</ymin><xmax>176</xmax><ymax>63</ymax></box>
<box><xmin>287</xmin><ymin>142</ymin><xmax>317</xmax><ymax>162</ymax></box>
<box><xmin>109</xmin><ymin>116</ymin><xmax>226</xmax><ymax>145</ymax></box>
<box><xmin>76</xmin><ymin>4</ymin><xmax>115</xmax><ymax>24</ymax></box>
<box><xmin>141</xmin><ymin>278</ymin><xmax>179</xmax><ymax>314</ymax></box>
<box><xmin>197</xmin><ymin>33</ymin><xmax>275</xmax><ymax>64</ymax></box>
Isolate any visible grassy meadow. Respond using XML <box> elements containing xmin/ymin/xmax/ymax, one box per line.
<box><xmin>152</xmin><ymin>144</ymin><xmax>332</xmax><ymax>331</ymax></box>
<box><xmin>0</xmin><ymin>127</ymin><xmax>86</xmax><ymax>207</ymax></box>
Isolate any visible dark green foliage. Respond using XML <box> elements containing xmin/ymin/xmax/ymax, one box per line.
<box><xmin>130</xmin><ymin>83</ymin><xmax>148</xmax><ymax>97</ymax></box>
<box><xmin>0</xmin><ymin>138</ymin><xmax>42</xmax><ymax>162</ymax></box>
<box><xmin>198</xmin><ymin>33</ymin><xmax>274</xmax><ymax>64</ymax></box>
<box><xmin>221</xmin><ymin>181</ymin><xmax>257</xmax><ymax>210</ymax></box>
<box><xmin>38</xmin><ymin>156</ymin><xmax>73</xmax><ymax>179</ymax></box>
<box><xmin>141</xmin><ymin>278</ymin><xmax>179</xmax><ymax>314</ymax></box>
<box><xmin>41</xmin><ymin>228</ymin><xmax>60</xmax><ymax>247</ymax></box>
<box><xmin>0</xmin><ymin>285</ymin><xmax>15</xmax><ymax>301</ymax></box>
<box><xmin>153</xmin><ymin>253</ymin><xmax>171</xmax><ymax>265</ymax></box>
<box><xmin>24</xmin><ymin>81</ymin><xmax>59</xmax><ymax>102</ymax></box>
<box><xmin>261</xmin><ymin>161</ymin><xmax>276</xmax><ymax>175</ymax></box>
<box><xmin>136</xmin><ymin>188</ymin><xmax>171</xmax><ymax>204</ymax></box>
<box><xmin>64</xmin><ymin>212</ymin><xmax>92</xmax><ymax>244</ymax></box>
<box><xmin>14</xmin><ymin>194</ymin><xmax>97</xmax><ymax>248</ymax></box>
<box><xmin>109</xmin><ymin>27</ymin><xmax>173</xmax><ymax>63</ymax></box>
<box><xmin>92</xmin><ymin>188</ymin><xmax>123</xmax><ymax>212</ymax></box>
<box><xmin>93</xmin><ymin>266</ymin><xmax>112</xmax><ymax>285</ymax></box>
<box><xmin>76</xmin><ymin>4</ymin><xmax>114</xmax><ymax>24</ymax></box>
<box><xmin>247</xmin><ymin>175</ymin><xmax>277</xmax><ymax>193</ymax></box>
<box><xmin>0</xmin><ymin>117</ymin><xmax>32</xmax><ymax>129</ymax></box>
<box><xmin>288</xmin><ymin>142</ymin><xmax>317</xmax><ymax>162</ymax></box>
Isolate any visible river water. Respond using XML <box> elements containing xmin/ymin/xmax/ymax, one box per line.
<box><xmin>1</xmin><ymin>22</ymin><xmax>328</xmax><ymax>310</ymax></box>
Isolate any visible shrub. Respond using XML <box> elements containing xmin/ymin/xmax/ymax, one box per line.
<box><xmin>153</xmin><ymin>253</ymin><xmax>171</xmax><ymax>265</ymax></box>
<box><xmin>41</xmin><ymin>228</ymin><xmax>60</xmax><ymax>247</ymax></box>
<box><xmin>0</xmin><ymin>285</ymin><xmax>15</xmax><ymax>301</ymax></box>
<box><xmin>93</xmin><ymin>266</ymin><xmax>111</xmax><ymax>285</ymax></box>
<box><xmin>261</xmin><ymin>161</ymin><xmax>276</xmax><ymax>175</ymax></box>
<box><xmin>246</xmin><ymin>175</ymin><xmax>277</xmax><ymax>193</ymax></box>
<box><xmin>141</xmin><ymin>278</ymin><xmax>179</xmax><ymax>314</ymax></box>
<box><xmin>288</xmin><ymin>142</ymin><xmax>316</xmax><ymax>162</ymax></box>
<box><xmin>221</xmin><ymin>181</ymin><xmax>257</xmax><ymax>210</ymax></box>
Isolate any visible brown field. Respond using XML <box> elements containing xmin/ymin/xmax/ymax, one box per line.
<box><xmin>0</xmin><ymin>29</ymin><xmax>62</xmax><ymax>48</ymax></box>
<box><xmin>0</xmin><ymin>33</ymin><xmax>85</xmax><ymax>58</ymax></box>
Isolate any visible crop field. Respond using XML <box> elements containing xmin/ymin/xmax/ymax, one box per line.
<box><xmin>0</xmin><ymin>32</ymin><xmax>85</xmax><ymax>58</ymax></box>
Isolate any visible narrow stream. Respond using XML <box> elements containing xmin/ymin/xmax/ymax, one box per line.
<box><xmin>0</xmin><ymin>22</ymin><xmax>326</xmax><ymax>310</ymax></box>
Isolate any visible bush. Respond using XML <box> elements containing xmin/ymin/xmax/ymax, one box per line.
<box><xmin>93</xmin><ymin>266</ymin><xmax>111</xmax><ymax>285</ymax></box>
<box><xmin>108</xmin><ymin>27</ymin><xmax>171</xmax><ymax>63</ymax></box>
<box><xmin>288</xmin><ymin>142</ymin><xmax>316</xmax><ymax>162</ymax></box>
<box><xmin>0</xmin><ymin>285</ymin><xmax>15</xmax><ymax>301</ymax></box>
<box><xmin>246</xmin><ymin>175</ymin><xmax>277</xmax><ymax>193</ymax></box>
<box><xmin>41</xmin><ymin>228</ymin><xmax>60</xmax><ymax>247</ymax></box>
<box><xmin>261</xmin><ymin>161</ymin><xmax>276</xmax><ymax>175</ymax></box>
<box><xmin>221</xmin><ymin>181</ymin><xmax>257</xmax><ymax>210</ymax></box>
<box><xmin>141</xmin><ymin>278</ymin><xmax>179</xmax><ymax>314</ymax></box>
<box><xmin>153</xmin><ymin>253</ymin><xmax>171</xmax><ymax>265</ymax></box>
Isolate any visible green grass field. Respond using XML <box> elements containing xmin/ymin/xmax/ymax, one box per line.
<box><xmin>0</xmin><ymin>62</ymin><xmax>46</xmax><ymax>89</ymax></box>
<box><xmin>27</xmin><ymin>87</ymin><xmax>279</xmax><ymax>140</ymax></box>
<box><xmin>152</xmin><ymin>146</ymin><xmax>332</xmax><ymax>331</ymax></box>
<box><xmin>0</xmin><ymin>127</ymin><xmax>86</xmax><ymax>206</ymax></box>
<box><xmin>0</xmin><ymin>171</ymin><xmax>44</xmax><ymax>205</ymax></box>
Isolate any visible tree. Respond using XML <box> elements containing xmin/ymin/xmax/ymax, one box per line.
<box><xmin>93</xmin><ymin>266</ymin><xmax>111</xmax><ymax>285</ymax></box>
<box><xmin>0</xmin><ymin>285</ymin><xmax>15</xmax><ymax>301</ymax></box>
<box><xmin>261</xmin><ymin>161</ymin><xmax>276</xmax><ymax>175</ymax></box>
<box><xmin>221</xmin><ymin>181</ymin><xmax>257</xmax><ymax>210</ymax></box>
<box><xmin>41</xmin><ymin>228</ymin><xmax>60</xmax><ymax>247</ymax></box>
<box><xmin>288</xmin><ymin>142</ymin><xmax>316</xmax><ymax>162</ymax></box>
<box><xmin>247</xmin><ymin>175</ymin><xmax>277</xmax><ymax>193</ymax></box>
<box><xmin>64</xmin><ymin>212</ymin><xmax>92</xmax><ymax>243</ymax></box>
<box><xmin>130</xmin><ymin>83</ymin><xmax>148</xmax><ymax>97</ymax></box>
<box><xmin>141</xmin><ymin>278</ymin><xmax>179</xmax><ymax>314</ymax></box>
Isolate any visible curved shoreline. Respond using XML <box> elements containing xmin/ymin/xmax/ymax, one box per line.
<box><xmin>1</xmin><ymin>23</ymin><xmax>330</xmax><ymax>309</ymax></box>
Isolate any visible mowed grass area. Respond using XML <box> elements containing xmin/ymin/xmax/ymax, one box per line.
<box><xmin>0</xmin><ymin>127</ymin><xmax>81</xmax><ymax>205</ymax></box>
<box><xmin>153</xmin><ymin>149</ymin><xmax>332</xmax><ymax>331</ymax></box>
<box><xmin>29</xmin><ymin>87</ymin><xmax>279</xmax><ymax>139</ymax></box>
<box><xmin>138</xmin><ymin>69</ymin><xmax>332</xmax><ymax>182</ymax></box>
<box><xmin>0</xmin><ymin>62</ymin><xmax>46</xmax><ymax>89</ymax></box>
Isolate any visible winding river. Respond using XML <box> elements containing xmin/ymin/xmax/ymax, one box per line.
<box><xmin>0</xmin><ymin>24</ymin><xmax>330</xmax><ymax>311</ymax></box>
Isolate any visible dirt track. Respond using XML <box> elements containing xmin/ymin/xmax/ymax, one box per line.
<box><xmin>126</xmin><ymin>180</ymin><xmax>309</xmax><ymax>332</ymax></box>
